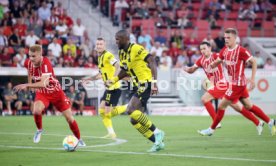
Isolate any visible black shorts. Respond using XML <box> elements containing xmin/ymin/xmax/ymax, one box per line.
<box><xmin>131</xmin><ymin>82</ymin><xmax>151</xmax><ymax>108</ymax></box>
<box><xmin>101</xmin><ymin>89</ymin><xmax>122</xmax><ymax>107</ymax></box>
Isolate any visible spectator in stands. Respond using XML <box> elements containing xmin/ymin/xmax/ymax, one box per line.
<box><xmin>72</xmin><ymin>18</ymin><xmax>86</xmax><ymax>45</ymax></box>
<box><xmin>68</xmin><ymin>29</ymin><xmax>79</xmax><ymax>46</ymax></box>
<box><xmin>43</xmin><ymin>19</ymin><xmax>55</xmax><ymax>40</ymax></box>
<box><xmin>0</xmin><ymin>46</ymin><xmax>12</xmax><ymax>66</ymax></box>
<box><xmin>214</xmin><ymin>31</ymin><xmax>225</xmax><ymax>51</ymax></box>
<box><xmin>150</xmin><ymin>41</ymin><xmax>163</xmax><ymax>62</ymax></box>
<box><xmin>128</xmin><ymin>28</ymin><xmax>137</xmax><ymax>44</ymax></box>
<box><xmin>154</xmin><ymin>30</ymin><xmax>166</xmax><ymax>46</ymax></box>
<box><xmin>63</xmin><ymin>38</ymin><xmax>77</xmax><ymax>58</ymax></box>
<box><xmin>138</xmin><ymin>31</ymin><xmax>153</xmax><ymax>51</ymax></box>
<box><xmin>13</xmin><ymin>47</ymin><xmax>27</xmax><ymax>68</ymax></box>
<box><xmin>145</xmin><ymin>0</ymin><xmax>156</xmax><ymax>9</ymax></box>
<box><xmin>55</xmin><ymin>19</ymin><xmax>69</xmax><ymax>43</ymax></box>
<box><xmin>208</xmin><ymin>14</ymin><xmax>220</xmax><ymax>29</ymax></box>
<box><xmin>260</xmin><ymin>0</ymin><xmax>273</xmax><ymax>12</ymax></box>
<box><xmin>220</xmin><ymin>0</ymin><xmax>232</xmax><ymax>11</ymax></box>
<box><xmin>3</xmin><ymin>82</ymin><xmax>17</xmax><ymax>115</ymax></box>
<box><xmin>135</xmin><ymin>2</ymin><xmax>150</xmax><ymax>19</ymax></box>
<box><xmin>168</xmin><ymin>42</ymin><xmax>181</xmax><ymax>65</ymax></box>
<box><xmin>114</xmin><ymin>0</ymin><xmax>129</xmax><ymax>25</ymax></box>
<box><xmin>165</xmin><ymin>12</ymin><xmax>178</xmax><ymax>27</ymax></box>
<box><xmin>2</xmin><ymin>18</ymin><xmax>13</xmax><ymax>37</ymax></box>
<box><xmin>25</xmin><ymin>30</ymin><xmax>40</xmax><ymax>47</ymax></box>
<box><xmin>10</xmin><ymin>0</ymin><xmax>23</xmax><ymax>18</ymax></box>
<box><xmin>59</xmin><ymin>9</ymin><xmax>74</xmax><ymax>28</ymax></box>
<box><xmin>66</xmin><ymin>86</ymin><xmax>85</xmax><ymax>115</ymax></box>
<box><xmin>184</xmin><ymin>33</ymin><xmax>199</xmax><ymax>52</ymax></box>
<box><xmin>239</xmin><ymin>3</ymin><xmax>257</xmax><ymax>20</ymax></box>
<box><xmin>249</xmin><ymin>0</ymin><xmax>260</xmax><ymax>13</ymax></box>
<box><xmin>170</xmin><ymin>30</ymin><xmax>182</xmax><ymax>49</ymax></box>
<box><xmin>13</xmin><ymin>18</ymin><xmax>27</xmax><ymax>38</ymax></box>
<box><xmin>264</xmin><ymin>57</ymin><xmax>276</xmax><ymax>70</ymax></box>
<box><xmin>46</xmin><ymin>49</ymin><xmax>58</xmax><ymax>67</ymax></box>
<box><xmin>254</xmin><ymin>51</ymin><xmax>264</xmax><ymax>68</ymax></box>
<box><xmin>206</xmin><ymin>0</ymin><xmax>221</xmax><ymax>19</ymax></box>
<box><xmin>79</xmin><ymin>31</ymin><xmax>93</xmax><ymax>58</ymax></box>
<box><xmin>177</xmin><ymin>8</ymin><xmax>193</xmax><ymax>28</ymax></box>
<box><xmin>0</xmin><ymin>28</ymin><xmax>8</xmax><ymax>48</ymax></box>
<box><xmin>203</xmin><ymin>33</ymin><xmax>217</xmax><ymax>51</ymax></box>
<box><xmin>156</xmin><ymin>0</ymin><xmax>168</xmax><ymax>9</ymax></box>
<box><xmin>84</xmin><ymin>56</ymin><xmax>96</xmax><ymax>68</ymax></box>
<box><xmin>191</xmin><ymin>50</ymin><xmax>201</xmax><ymax>65</ymax></box>
<box><xmin>63</xmin><ymin>49</ymin><xmax>75</xmax><ymax>67</ymax></box>
<box><xmin>1</xmin><ymin>12</ymin><xmax>13</xmax><ymax>27</ymax></box>
<box><xmin>9</xmin><ymin>29</ymin><xmax>22</xmax><ymax>50</ymax></box>
<box><xmin>175</xmin><ymin>50</ymin><xmax>188</xmax><ymax>68</ymax></box>
<box><xmin>28</xmin><ymin>10</ymin><xmax>43</xmax><ymax>37</ymax></box>
<box><xmin>49</xmin><ymin>8</ymin><xmax>59</xmax><ymax>26</ymax></box>
<box><xmin>56</xmin><ymin>57</ymin><xmax>64</xmax><ymax>67</ymax></box>
<box><xmin>48</xmin><ymin>37</ymin><xmax>62</xmax><ymax>58</ymax></box>
<box><xmin>54</xmin><ymin>1</ymin><xmax>64</xmax><ymax>16</ymax></box>
<box><xmin>16</xmin><ymin>88</ymin><xmax>34</xmax><ymax>115</ymax></box>
<box><xmin>160</xmin><ymin>51</ymin><xmax>172</xmax><ymax>69</ymax></box>
<box><xmin>38</xmin><ymin>1</ymin><xmax>51</xmax><ymax>21</ymax></box>
<box><xmin>74</xmin><ymin>56</ymin><xmax>85</xmax><ymax>67</ymax></box>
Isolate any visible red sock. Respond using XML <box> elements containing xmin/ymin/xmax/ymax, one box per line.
<box><xmin>69</xmin><ymin>120</ymin><xmax>80</xmax><ymax>139</ymax></box>
<box><xmin>249</xmin><ymin>105</ymin><xmax>270</xmax><ymax>123</ymax></box>
<box><xmin>239</xmin><ymin>107</ymin><xmax>259</xmax><ymax>126</ymax></box>
<box><xmin>211</xmin><ymin>110</ymin><xmax>225</xmax><ymax>129</ymax></box>
<box><xmin>34</xmin><ymin>114</ymin><xmax>42</xmax><ymax>130</ymax></box>
<box><xmin>204</xmin><ymin>102</ymin><xmax>216</xmax><ymax>120</ymax></box>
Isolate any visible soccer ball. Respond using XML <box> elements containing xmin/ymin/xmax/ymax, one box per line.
<box><xmin>62</xmin><ymin>135</ymin><xmax>78</xmax><ymax>152</ymax></box>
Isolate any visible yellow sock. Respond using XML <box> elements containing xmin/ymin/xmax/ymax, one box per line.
<box><xmin>111</xmin><ymin>104</ymin><xmax>127</xmax><ymax>117</ymax></box>
<box><xmin>99</xmin><ymin>108</ymin><xmax>113</xmax><ymax>128</ymax></box>
<box><xmin>130</xmin><ymin>110</ymin><xmax>152</xmax><ymax>129</ymax></box>
<box><xmin>133</xmin><ymin>123</ymin><xmax>155</xmax><ymax>142</ymax></box>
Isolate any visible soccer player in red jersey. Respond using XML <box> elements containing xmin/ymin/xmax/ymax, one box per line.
<box><xmin>14</xmin><ymin>45</ymin><xmax>86</xmax><ymax>146</ymax></box>
<box><xmin>184</xmin><ymin>41</ymin><xmax>264</xmax><ymax>135</ymax></box>
<box><xmin>198</xmin><ymin>28</ymin><xmax>276</xmax><ymax>136</ymax></box>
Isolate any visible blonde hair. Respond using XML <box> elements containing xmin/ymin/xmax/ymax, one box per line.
<box><xmin>29</xmin><ymin>44</ymin><xmax>42</xmax><ymax>53</ymax></box>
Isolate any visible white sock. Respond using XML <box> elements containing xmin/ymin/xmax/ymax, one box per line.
<box><xmin>107</xmin><ymin>127</ymin><xmax>115</xmax><ymax>134</ymax></box>
<box><xmin>153</xmin><ymin>128</ymin><xmax>160</xmax><ymax>134</ymax></box>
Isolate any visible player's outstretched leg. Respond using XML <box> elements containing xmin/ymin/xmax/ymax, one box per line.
<box><xmin>127</xmin><ymin>97</ymin><xmax>165</xmax><ymax>152</ymax></box>
<box><xmin>240</xmin><ymin>97</ymin><xmax>276</xmax><ymax>136</ymax></box>
<box><xmin>111</xmin><ymin>104</ymin><xmax>127</xmax><ymax>117</ymax></box>
<box><xmin>32</xmin><ymin>101</ymin><xmax>44</xmax><ymax>143</ymax></box>
<box><xmin>198</xmin><ymin>98</ymin><xmax>231</xmax><ymax>136</ymax></box>
<box><xmin>231</xmin><ymin>103</ymin><xmax>264</xmax><ymax>135</ymax></box>
<box><xmin>62</xmin><ymin>109</ymin><xmax>86</xmax><ymax>147</ymax></box>
<box><xmin>201</xmin><ymin>93</ymin><xmax>217</xmax><ymax>121</ymax></box>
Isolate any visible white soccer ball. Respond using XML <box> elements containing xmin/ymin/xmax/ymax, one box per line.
<box><xmin>62</xmin><ymin>135</ymin><xmax>78</xmax><ymax>152</ymax></box>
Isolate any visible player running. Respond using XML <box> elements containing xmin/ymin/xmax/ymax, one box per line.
<box><xmin>198</xmin><ymin>28</ymin><xmax>276</xmax><ymax>136</ymax></box>
<box><xmin>82</xmin><ymin>38</ymin><xmax>127</xmax><ymax>139</ymax></box>
<box><xmin>106</xmin><ymin>30</ymin><xmax>165</xmax><ymax>152</ymax></box>
<box><xmin>184</xmin><ymin>41</ymin><xmax>264</xmax><ymax>135</ymax></box>
<box><xmin>14</xmin><ymin>45</ymin><xmax>86</xmax><ymax>146</ymax></box>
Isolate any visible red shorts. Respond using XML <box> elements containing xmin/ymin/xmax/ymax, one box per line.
<box><xmin>208</xmin><ymin>82</ymin><xmax>228</xmax><ymax>99</ymax></box>
<box><xmin>35</xmin><ymin>90</ymin><xmax>71</xmax><ymax>112</ymax></box>
<box><xmin>223</xmin><ymin>85</ymin><xmax>249</xmax><ymax>103</ymax></box>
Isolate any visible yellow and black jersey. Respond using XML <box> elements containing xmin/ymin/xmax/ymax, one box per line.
<box><xmin>119</xmin><ymin>43</ymin><xmax>152</xmax><ymax>86</ymax></box>
<box><xmin>98</xmin><ymin>50</ymin><xmax>120</xmax><ymax>90</ymax></box>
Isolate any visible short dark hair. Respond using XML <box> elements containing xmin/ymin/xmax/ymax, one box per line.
<box><xmin>200</xmin><ymin>41</ymin><xmax>211</xmax><ymax>47</ymax></box>
<box><xmin>97</xmin><ymin>37</ymin><xmax>105</xmax><ymax>41</ymax></box>
<box><xmin>225</xmin><ymin>28</ymin><xmax>238</xmax><ymax>36</ymax></box>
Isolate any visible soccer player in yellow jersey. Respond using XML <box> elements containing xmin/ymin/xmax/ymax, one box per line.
<box><xmin>82</xmin><ymin>38</ymin><xmax>127</xmax><ymax>139</ymax></box>
<box><xmin>106</xmin><ymin>30</ymin><xmax>165</xmax><ymax>152</ymax></box>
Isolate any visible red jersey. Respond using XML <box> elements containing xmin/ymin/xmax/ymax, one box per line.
<box><xmin>195</xmin><ymin>53</ymin><xmax>226</xmax><ymax>85</ymax></box>
<box><xmin>219</xmin><ymin>45</ymin><xmax>252</xmax><ymax>86</ymax></box>
<box><xmin>24</xmin><ymin>57</ymin><xmax>61</xmax><ymax>93</ymax></box>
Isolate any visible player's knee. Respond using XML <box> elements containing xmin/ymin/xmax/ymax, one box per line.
<box><xmin>201</xmin><ymin>96</ymin><xmax>207</xmax><ymax>104</ymax></box>
<box><xmin>130</xmin><ymin>118</ymin><xmax>137</xmax><ymax>125</ymax></box>
<box><xmin>99</xmin><ymin>108</ymin><xmax>105</xmax><ymax>118</ymax></box>
<box><xmin>244</xmin><ymin>104</ymin><xmax>252</xmax><ymax>110</ymax></box>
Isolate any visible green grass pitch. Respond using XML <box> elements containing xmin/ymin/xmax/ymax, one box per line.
<box><xmin>0</xmin><ymin>115</ymin><xmax>276</xmax><ymax>166</ymax></box>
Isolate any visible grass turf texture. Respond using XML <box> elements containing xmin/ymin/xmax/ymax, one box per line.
<box><xmin>0</xmin><ymin>115</ymin><xmax>276</xmax><ymax>166</ymax></box>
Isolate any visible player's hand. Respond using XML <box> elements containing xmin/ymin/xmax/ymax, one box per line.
<box><xmin>183</xmin><ymin>66</ymin><xmax>189</xmax><ymax>73</ymax></box>
<box><xmin>151</xmin><ymin>83</ymin><xmax>158</xmax><ymax>95</ymax></box>
<box><xmin>13</xmin><ymin>84</ymin><xmax>28</xmax><ymax>92</ymax></box>
<box><xmin>105</xmin><ymin>76</ymin><xmax>119</xmax><ymax>88</ymax></box>
<box><xmin>248</xmin><ymin>78</ymin><xmax>256</xmax><ymax>91</ymax></box>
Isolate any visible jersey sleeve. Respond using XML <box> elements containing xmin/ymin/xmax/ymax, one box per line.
<box><xmin>41</xmin><ymin>58</ymin><xmax>53</xmax><ymax>76</ymax></box>
<box><xmin>195</xmin><ymin>56</ymin><xmax>202</xmax><ymax>67</ymax></box>
<box><xmin>218</xmin><ymin>47</ymin><xmax>226</xmax><ymax>60</ymax></box>
<box><xmin>239</xmin><ymin>47</ymin><xmax>252</xmax><ymax>62</ymax></box>
<box><xmin>106</xmin><ymin>53</ymin><xmax>117</xmax><ymax>65</ymax></box>
<box><xmin>24</xmin><ymin>59</ymin><xmax>30</xmax><ymax>69</ymax></box>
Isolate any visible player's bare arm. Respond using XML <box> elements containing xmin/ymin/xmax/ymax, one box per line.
<box><xmin>105</xmin><ymin>69</ymin><xmax>128</xmax><ymax>87</ymax></box>
<box><xmin>210</xmin><ymin>58</ymin><xmax>222</xmax><ymax>68</ymax></box>
<box><xmin>247</xmin><ymin>57</ymin><xmax>257</xmax><ymax>91</ymax></box>
<box><xmin>14</xmin><ymin>74</ymin><xmax>50</xmax><ymax>92</ymax></box>
<box><xmin>183</xmin><ymin>65</ymin><xmax>199</xmax><ymax>74</ymax></box>
<box><xmin>146</xmin><ymin>54</ymin><xmax>158</xmax><ymax>95</ymax></box>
